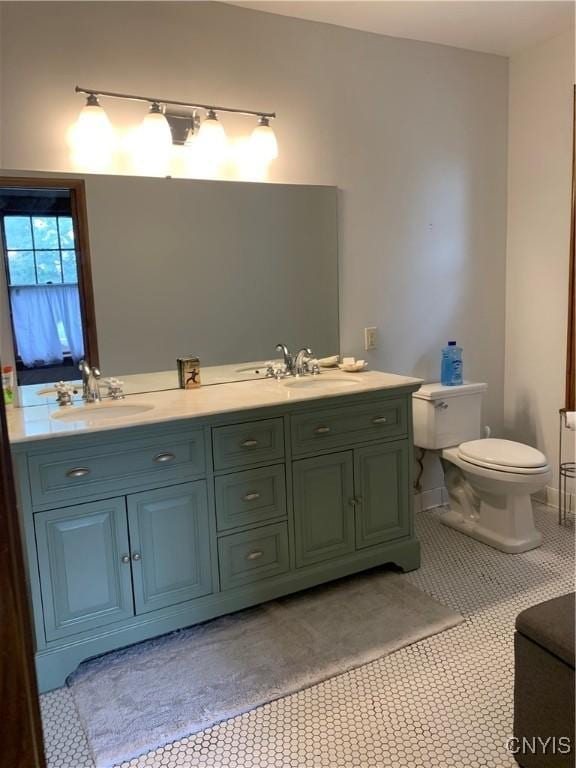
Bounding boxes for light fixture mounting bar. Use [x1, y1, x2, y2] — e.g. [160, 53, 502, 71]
[75, 85, 276, 119]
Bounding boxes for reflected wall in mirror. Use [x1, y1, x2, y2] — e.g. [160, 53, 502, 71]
[0, 171, 339, 400]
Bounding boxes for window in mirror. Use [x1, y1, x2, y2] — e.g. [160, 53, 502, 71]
[0, 180, 98, 386]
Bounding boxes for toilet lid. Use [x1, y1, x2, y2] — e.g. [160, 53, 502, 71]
[458, 439, 547, 469]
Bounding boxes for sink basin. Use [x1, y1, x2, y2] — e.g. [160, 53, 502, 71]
[51, 402, 155, 423]
[283, 377, 361, 390]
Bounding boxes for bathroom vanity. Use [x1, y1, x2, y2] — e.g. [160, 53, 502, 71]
[8, 371, 421, 692]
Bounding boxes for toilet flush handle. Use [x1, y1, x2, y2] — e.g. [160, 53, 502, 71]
[435, 401, 449, 410]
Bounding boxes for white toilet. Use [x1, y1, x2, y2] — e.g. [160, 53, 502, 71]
[412, 383, 551, 553]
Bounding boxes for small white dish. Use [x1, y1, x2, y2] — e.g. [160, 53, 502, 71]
[318, 355, 339, 368]
[338, 361, 368, 373]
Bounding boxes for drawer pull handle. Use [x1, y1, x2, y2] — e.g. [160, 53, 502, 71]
[372, 416, 388, 424]
[246, 550, 263, 561]
[243, 491, 261, 502]
[132, 552, 142, 562]
[314, 426, 331, 435]
[121, 554, 130, 564]
[241, 439, 259, 448]
[66, 467, 90, 479]
[153, 452, 176, 463]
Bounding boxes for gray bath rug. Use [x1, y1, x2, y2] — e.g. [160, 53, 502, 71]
[67, 569, 463, 768]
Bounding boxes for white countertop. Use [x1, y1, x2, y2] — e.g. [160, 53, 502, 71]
[7, 370, 422, 445]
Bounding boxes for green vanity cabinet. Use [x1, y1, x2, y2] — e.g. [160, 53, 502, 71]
[293, 452, 356, 567]
[354, 441, 411, 549]
[292, 440, 411, 567]
[12, 383, 421, 692]
[127, 482, 212, 614]
[35, 481, 213, 641]
[35, 498, 134, 641]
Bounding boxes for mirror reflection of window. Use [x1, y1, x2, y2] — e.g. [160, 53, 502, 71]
[0, 188, 87, 385]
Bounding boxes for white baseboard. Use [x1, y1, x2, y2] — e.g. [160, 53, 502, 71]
[542, 484, 575, 512]
[414, 485, 574, 515]
[414, 486, 447, 513]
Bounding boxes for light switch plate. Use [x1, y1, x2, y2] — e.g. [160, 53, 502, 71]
[364, 327, 377, 351]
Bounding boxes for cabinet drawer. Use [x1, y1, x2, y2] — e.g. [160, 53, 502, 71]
[218, 522, 289, 590]
[215, 465, 287, 532]
[29, 429, 205, 507]
[291, 398, 407, 455]
[212, 418, 284, 471]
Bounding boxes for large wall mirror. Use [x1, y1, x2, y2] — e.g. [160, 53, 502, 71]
[0, 171, 339, 402]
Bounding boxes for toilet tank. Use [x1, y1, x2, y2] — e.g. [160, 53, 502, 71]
[412, 382, 487, 450]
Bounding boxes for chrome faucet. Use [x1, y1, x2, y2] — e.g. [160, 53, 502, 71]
[78, 359, 102, 403]
[275, 343, 293, 374]
[294, 347, 313, 376]
[273, 344, 317, 378]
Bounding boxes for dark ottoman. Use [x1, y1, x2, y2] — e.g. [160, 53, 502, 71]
[513, 593, 575, 768]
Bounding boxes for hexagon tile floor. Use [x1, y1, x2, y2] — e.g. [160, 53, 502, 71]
[40, 502, 575, 768]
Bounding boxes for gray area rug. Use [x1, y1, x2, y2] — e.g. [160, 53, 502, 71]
[67, 569, 463, 768]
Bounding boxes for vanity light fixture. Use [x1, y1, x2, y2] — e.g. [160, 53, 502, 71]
[196, 109, 227, 158]
[133, 101, 173, 175]
[72, 86, 279, 173]
[68, 93, 115, 171]
[250, 116, 279, 161]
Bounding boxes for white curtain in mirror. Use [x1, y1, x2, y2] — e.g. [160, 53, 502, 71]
[10, 285, 84, 366]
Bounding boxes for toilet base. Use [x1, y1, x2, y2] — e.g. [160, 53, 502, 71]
[439, 497, 542, 554]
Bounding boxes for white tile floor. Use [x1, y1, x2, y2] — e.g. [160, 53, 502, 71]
[40, 503, 575, 768]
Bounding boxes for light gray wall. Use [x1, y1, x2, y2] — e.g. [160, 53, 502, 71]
[0, 1, 509, 430]
[505, 29, 575, 492]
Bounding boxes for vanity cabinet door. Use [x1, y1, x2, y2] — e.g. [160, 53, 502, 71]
[354, 441, 411, 549]
[293, 451, 355, 568]
[35, 498, 134, 641]
[127, 482, 213, 615]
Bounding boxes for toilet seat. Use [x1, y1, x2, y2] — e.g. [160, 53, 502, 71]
[457, 439, 549, 475]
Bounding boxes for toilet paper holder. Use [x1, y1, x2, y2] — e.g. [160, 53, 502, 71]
[558, 409, 575, 526]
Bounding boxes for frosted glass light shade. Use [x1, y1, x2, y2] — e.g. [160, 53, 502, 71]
[250, 122, 278, 161]
[197, 113, 227, 160]
[131, 107, 173, 176]
[68, 103, 115, 172]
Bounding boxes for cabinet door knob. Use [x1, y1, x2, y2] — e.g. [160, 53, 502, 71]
[372, 416, 388, 424]
[314, 425, 331, 435]
[349, 498, 357, 507]
[246, 550, 263, 561]
[66, 466, 91, 479]
[243, 491, 261, 502]
[121, 554, 130, 564]
[153, 452, 176, 463]
[241, 439, 259, 448]
[132, 552, 142, 562]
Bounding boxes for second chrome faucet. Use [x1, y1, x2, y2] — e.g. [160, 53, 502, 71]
[78, 359, 102, 403]
[270, 344, 319, 379]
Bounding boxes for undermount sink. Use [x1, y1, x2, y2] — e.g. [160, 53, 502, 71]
[51, 402, 155, 423]
[282, 377, 361, 390]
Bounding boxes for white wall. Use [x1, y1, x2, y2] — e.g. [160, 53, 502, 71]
[0, 1, 509, 433]
[505, 28, 575, 496]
